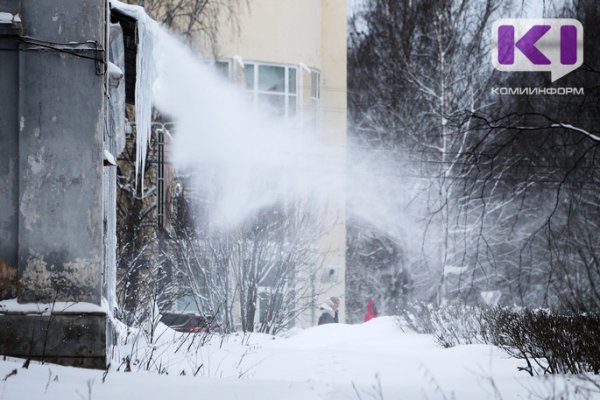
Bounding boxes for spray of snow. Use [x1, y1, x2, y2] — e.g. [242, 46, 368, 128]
[110, 1, 424, 241]
[151, 29, 343, 227]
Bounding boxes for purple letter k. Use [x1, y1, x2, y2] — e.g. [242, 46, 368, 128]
[498, 25, 551, 65]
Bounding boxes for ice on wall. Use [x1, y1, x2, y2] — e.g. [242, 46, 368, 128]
[110, 0, 157, 190]
[105, 22, 127, 312]
[109, 22, 127, 154]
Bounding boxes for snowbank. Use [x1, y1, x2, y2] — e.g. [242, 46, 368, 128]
[3, 316, 598, 399]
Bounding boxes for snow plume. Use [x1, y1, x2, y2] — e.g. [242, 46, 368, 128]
[110, 1, 157, 190]
[346, 143, 439, 256]
[108, 5, 422, 235]
[150, 30, 342, 227]
[109, 3, 424, 239]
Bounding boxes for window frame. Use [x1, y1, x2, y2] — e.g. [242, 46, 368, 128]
[310, 69, 320, 101]
[244, 61, 299, 119]
[306, 68, 321, 131]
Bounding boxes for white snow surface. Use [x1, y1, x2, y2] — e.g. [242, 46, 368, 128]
[0, 299, 106, 314]
[0, 12, 14, 23]
[2, 317, 598, 399]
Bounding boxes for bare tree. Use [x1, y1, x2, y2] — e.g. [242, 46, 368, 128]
[348, 0, 503, 308]
[124, 0, 249, 55]
[346, 218, 411, 322]
[348, 0, 600, 313]
[170, 193, 333, 334]
[452, 0, 600, 310]
[115, 0, 250, 328]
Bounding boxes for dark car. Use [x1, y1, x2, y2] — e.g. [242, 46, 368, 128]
[160, 312, 216, 333]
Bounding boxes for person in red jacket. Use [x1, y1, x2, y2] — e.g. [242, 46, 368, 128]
[364, 299, 378, 322]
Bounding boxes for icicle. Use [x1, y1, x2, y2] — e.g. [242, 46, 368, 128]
[134, 14, 155, 194]
[109, 0, 157, 193]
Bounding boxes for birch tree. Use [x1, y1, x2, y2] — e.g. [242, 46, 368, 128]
[348, 0, 600, 312]
[348, 0, 502, 307]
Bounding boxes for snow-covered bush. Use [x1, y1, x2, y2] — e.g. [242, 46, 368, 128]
[402, 303, 600, 375]
[400, 302, 487, 348]
[482, 308, 600, 375]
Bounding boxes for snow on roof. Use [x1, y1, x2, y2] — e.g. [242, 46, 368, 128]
[110, 0, 158, 190]
[0, 12, 20, 24]
[0, 12, 14, 23]
[0, 299, 107, 315]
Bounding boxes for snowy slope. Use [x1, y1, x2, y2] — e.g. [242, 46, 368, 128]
[1, 317, 598, 400]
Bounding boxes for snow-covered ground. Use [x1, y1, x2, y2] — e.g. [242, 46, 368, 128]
[1, 317, 598, 400]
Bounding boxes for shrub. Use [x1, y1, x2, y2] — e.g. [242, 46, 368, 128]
[401, 303, 600, 375]
[400, 302, 487, 348]
[482, 308, 600, 375]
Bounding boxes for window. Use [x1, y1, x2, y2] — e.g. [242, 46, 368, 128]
[244, 62, 298, 118]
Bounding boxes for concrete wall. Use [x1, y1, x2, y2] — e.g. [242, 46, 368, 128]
[0, 0, 113, 368]
[0, 313, 108, 368]
[17, 0, 106, 304]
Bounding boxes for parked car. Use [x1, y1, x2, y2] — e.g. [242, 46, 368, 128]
[160, 312, 215, 333]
